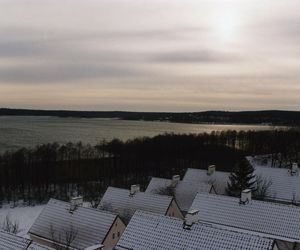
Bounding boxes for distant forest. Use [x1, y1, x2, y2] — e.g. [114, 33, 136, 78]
[1, 108, 300, 125]
[0, 129, 299, 206]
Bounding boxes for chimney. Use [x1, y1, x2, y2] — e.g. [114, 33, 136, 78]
[291, 163, 299, 175]
[130, 184, 140, 195]
[70, 196, 83, 212]
[207, 165, 216, 176]
[184, 209, 200, 228]
[171, 175, 180, 187]
[240, 189, 252, 205]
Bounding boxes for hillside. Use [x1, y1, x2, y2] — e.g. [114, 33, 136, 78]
[1, 108, 300, 125]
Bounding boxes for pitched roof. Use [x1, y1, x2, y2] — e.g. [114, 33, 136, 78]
[115, 211, 275, 250]
[0, 230, 31, 250]
[254, 166, 300, 203]
[29, 199, 118, 249]
[0, 231, 52, 250]
[99, 187, 173, 221]
[190, 193, 300, 243]
[145, 177, 213, 211]
[182, 168, 230, 194]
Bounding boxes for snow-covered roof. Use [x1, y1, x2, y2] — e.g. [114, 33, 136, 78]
[145, 177, 213, 211]
[115, 210, 275, 250]
[254, 165, 300, 203]
[98, 187, 174, 221]
[0, 230, 52, 250]
[182, 168, 230, 194]
[246, 155, 300, 203]
[0, 230, 31, 250]
[29, 199, 118, 249]
[190, 193, 300, 243]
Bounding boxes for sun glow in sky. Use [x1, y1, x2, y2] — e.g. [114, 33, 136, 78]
[0, 0, 300, 111]
[215, 13, 238, 43]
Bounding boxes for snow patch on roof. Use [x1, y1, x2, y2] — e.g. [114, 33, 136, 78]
[116, 210, 275, 250]
[191, 193, 300, 243]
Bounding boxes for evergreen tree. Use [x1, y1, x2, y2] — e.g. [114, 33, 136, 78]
[227, 159, 256, 197]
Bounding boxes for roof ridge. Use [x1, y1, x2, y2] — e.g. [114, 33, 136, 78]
[198, 193, 300, 209]
[49, 198, 118, 216]
[135, 210, 182, 222]
[107, 186, 173, 200]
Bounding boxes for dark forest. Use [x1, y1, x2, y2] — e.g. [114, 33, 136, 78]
[0, 129, 299, 207]
[2, 108, 300, 125]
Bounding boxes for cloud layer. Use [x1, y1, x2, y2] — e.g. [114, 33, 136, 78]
[0, 0, 299, 111]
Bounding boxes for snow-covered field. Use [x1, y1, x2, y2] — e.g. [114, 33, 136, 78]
[247, 154, 290, 169]
[0, 204, 45, 237]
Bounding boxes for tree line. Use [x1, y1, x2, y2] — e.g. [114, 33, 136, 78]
[2, 108, 300, 125]
[0, 129, 299, 206]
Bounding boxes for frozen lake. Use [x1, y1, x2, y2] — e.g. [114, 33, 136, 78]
[0, 116, 277, 152]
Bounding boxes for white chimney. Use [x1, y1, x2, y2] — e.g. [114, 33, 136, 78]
[207, 165, 216, 175]
[70, 196, 83, 211]
[291, 163, 299, 175]
[184, 209, 200, 227]
[130, 184, 140, 195]
[171, 175, 180, 187]
[240, 189, 252, 204]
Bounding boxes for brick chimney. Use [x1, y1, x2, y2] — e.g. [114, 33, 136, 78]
[184, 209, 200, 228]
[207, 165, 216, 176]
[171, 175, 180, 187]
[240, 189, 252, 205]
[291, 163, 299, 176]
[70, 196, 83, 212]
[130, 184, 140, 195]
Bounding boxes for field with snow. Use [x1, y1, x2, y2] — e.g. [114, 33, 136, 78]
[0, 204, 45, 237]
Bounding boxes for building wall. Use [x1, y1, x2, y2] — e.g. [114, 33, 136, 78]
[276, 240, 297, 250]
[102, 217, 126, 250]
[166, 200, 184, 219]
[30, 217, 125, 250]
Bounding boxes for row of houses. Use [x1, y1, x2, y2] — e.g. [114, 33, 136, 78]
[2, 159, 300, 249]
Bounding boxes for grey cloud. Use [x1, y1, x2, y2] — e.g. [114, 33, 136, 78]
[0, 63, 145, 84]
[0, 25, 206, 44]
[154, 50, 240, 63]
[247, 16, 300, 43]
[0, 41, 49, 58]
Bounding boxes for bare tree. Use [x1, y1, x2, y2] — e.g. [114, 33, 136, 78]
[50, 224, 78, 250]
[121, 208, 133, 225]
[253, 175, 272, 200]
[2, 215, 19, 234]
[156, 186, 175, 197]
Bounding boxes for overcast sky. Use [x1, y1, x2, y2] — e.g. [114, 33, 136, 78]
[0, 0, 300, 111]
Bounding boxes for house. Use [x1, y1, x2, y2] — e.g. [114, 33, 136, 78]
[182, 166, 230, 194]
[115, 210, 277, 250]
[190, 191, 300, 250]
[0, 230, 52, 250]
[29, 198, 126, 250]
[252, 162, 300, 204]
[145, 175, 216, 212]
[98, 185, 183, 224]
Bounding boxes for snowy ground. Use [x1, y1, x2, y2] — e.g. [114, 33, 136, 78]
[247, 154, 290, 168]
[0, 204, 45, 237]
